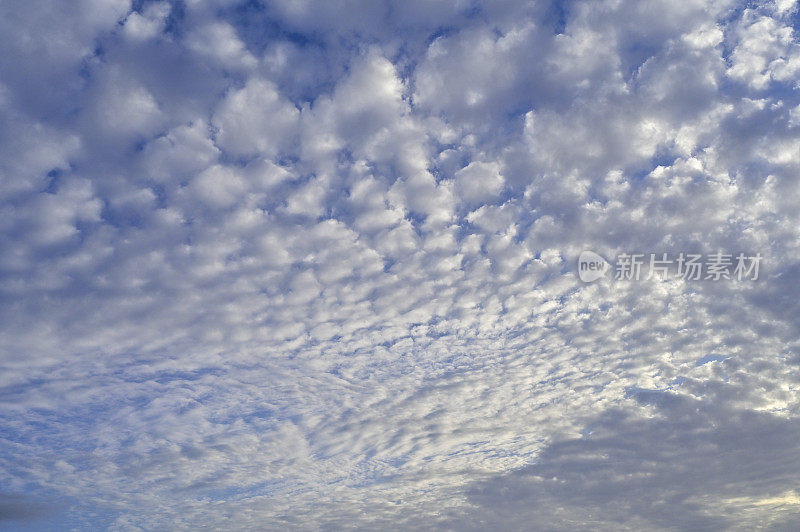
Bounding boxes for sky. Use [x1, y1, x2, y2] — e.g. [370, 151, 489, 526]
[1, 0, 800, 530]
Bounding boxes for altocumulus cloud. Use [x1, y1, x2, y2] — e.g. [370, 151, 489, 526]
[1, 0, 800, 530]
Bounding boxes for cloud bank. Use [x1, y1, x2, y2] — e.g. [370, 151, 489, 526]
[1, 0, 799, 529]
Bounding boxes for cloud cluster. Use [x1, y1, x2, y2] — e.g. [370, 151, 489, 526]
[1, 0, 799, 529]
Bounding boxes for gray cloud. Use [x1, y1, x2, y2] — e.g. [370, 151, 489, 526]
[456, 390, 800, 530]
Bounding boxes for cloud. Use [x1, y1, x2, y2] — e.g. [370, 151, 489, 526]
[0, 494, 49, 523]
[0, 0, 799, 529]
[456, 390, 800, 530]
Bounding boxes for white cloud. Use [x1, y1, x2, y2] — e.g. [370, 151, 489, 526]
[727, 10, 800, 90]
[122, 2, 171, 42]
[1, 0, 799, 529]
[455, 161, 505, 207]
[212, 78, 299, 158]
[186, 21, 257, 69]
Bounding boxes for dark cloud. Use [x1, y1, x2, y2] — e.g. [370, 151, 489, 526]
[0, 494, 49, 522]
[457, 390, 800, 530]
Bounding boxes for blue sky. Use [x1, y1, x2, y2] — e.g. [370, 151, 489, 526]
[1, 0, 800, 529]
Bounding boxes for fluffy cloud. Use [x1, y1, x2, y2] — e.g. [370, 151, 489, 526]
[213, 78, 299, 158]
[1, 0, 799, 530]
